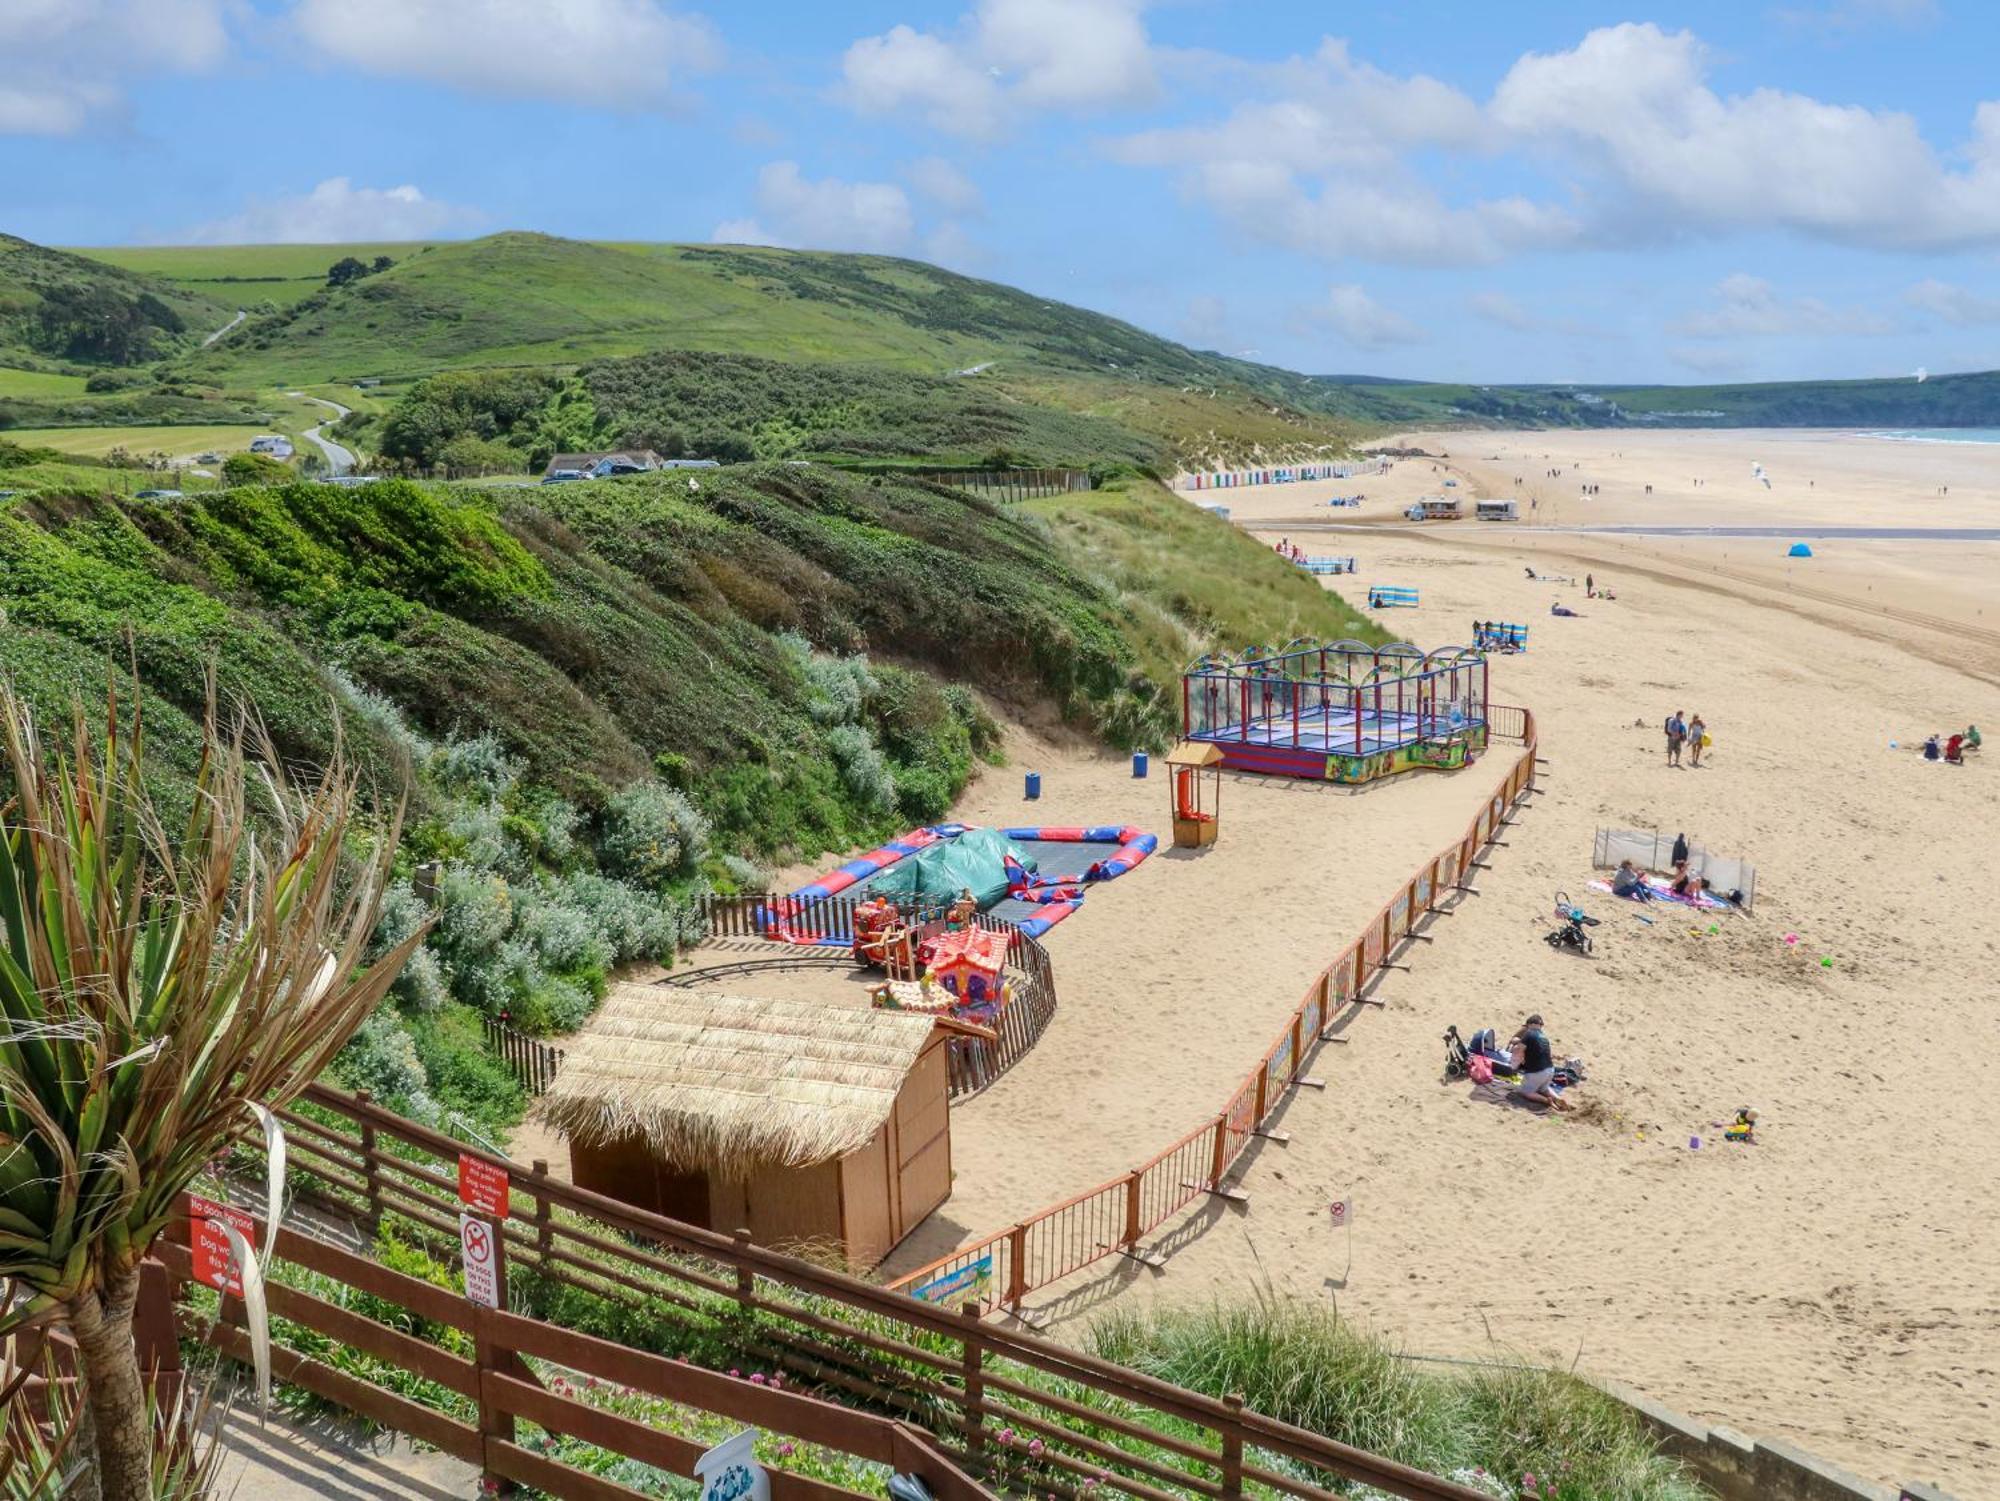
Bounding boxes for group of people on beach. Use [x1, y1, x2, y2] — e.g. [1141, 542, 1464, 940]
[1664, 709, 1708, 767]
[1273, 538, 1305, 563]
[1921, 726, 1979, 764]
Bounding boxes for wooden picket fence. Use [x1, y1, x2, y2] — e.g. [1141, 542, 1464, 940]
[911, 468, 1091, 503]
[885, 707, 1540, 1313]
[481, 1015, 565, 1096]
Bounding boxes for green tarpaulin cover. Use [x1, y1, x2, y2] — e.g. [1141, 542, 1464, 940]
[870, 828, 1035, 909]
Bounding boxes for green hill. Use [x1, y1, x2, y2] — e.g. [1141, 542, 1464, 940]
[0, 234, 234, 373]
[1309, 371, 2000, 429]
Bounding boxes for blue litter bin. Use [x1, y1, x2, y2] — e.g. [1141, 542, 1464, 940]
[1132, 751, 1149, 778]
[1025, 771, 1041, 800]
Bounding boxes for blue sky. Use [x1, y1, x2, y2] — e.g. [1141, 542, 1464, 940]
[6, 0, 1999, 383]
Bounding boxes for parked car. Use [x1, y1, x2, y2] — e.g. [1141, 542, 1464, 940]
[195, 452, 220, 463]
[540, 469, 586, 484]
[134, 489, 184, 500]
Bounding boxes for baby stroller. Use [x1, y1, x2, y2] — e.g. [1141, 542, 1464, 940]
[1544, 892, 1600, 956]
[1443, 1026, 1471, 1080]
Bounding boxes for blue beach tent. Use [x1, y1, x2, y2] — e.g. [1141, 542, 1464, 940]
[1787, 542, 1813, 558]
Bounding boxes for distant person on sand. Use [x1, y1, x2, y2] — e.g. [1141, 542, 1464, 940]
[1966, 724, 1982, 752]
[1924, 734, 1942, 762]
[1586, 572, 1594, 596]
[1665, 712, 1686, 767]
[1672, 831, 1690, 867]
[1550, 601, 1581, 617]
[1945, 733, 1965, 764]
[1688, 714, 1707, 767]
[1510, 1015, 1568, 1111]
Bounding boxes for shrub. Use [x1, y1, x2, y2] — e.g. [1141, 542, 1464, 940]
[405, 1005, 527, 1137]
[601, 781, 709, 890]
[825, 724, 896, 813]
[557, 871, 680, 965]
[332, 1011, 440, 1123]
[431, 733, 521, 801]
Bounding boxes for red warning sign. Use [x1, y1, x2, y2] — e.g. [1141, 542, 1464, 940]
[188, 1195, 258, 1295]
[458, 1153, 510, 1219]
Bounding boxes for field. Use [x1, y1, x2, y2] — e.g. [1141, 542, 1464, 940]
[2, 423, 271, 459]
[0, 368, 90, 397]
[72, 241, 446, 307]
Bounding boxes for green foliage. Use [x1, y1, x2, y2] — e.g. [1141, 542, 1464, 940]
[1090, 1302, 1707, 1501]
[601, 780, 711, 891]
[376, 367, 569, 471]
[221, 450, 289, 487]
[583, 349, 1162, 466]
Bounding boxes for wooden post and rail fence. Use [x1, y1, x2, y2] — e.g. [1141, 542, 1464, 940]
[152, 1077, 1497, 1501]
[882, 706, 1540, 1313]
[905, 468, 1092, 503]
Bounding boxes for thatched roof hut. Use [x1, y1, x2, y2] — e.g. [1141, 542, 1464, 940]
[543, 985, 938, 1172]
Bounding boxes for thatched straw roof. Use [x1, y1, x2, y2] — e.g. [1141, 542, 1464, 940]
[538, 985, 938, 1173]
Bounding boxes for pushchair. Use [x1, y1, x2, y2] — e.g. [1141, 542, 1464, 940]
[1544, 891, 1600, 956]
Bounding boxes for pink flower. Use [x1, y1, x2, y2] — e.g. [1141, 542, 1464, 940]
[997, 1427, 1015, 1445]
[777, 1442, 796, 1458]
[750, 1373, 767, 1386]
[1523, 1475, 1537, 1488]
[1028, 1439, 1044, 1458]
[729, 1368, 741, 1379]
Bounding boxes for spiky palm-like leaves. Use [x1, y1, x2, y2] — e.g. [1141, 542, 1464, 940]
[0, 683, 423, 1500]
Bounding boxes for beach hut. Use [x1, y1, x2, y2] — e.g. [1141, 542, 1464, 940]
[541, 986, 953, 1266]
[1165, 740, 1224, 847]
[1787, 542, 1814, 557]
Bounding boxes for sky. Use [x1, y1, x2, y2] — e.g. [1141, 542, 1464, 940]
[5, 0, 2000, 384]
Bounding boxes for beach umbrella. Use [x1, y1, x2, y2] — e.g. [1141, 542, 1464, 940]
[1787, 542, 1813, 558]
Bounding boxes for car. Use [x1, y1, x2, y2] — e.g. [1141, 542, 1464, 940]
[540, 469, 586, 484]
[134, 489, 184, 500]
[196, 452, 220, 463]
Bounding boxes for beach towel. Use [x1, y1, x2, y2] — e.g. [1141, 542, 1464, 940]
[1588, 876, 1730, 911]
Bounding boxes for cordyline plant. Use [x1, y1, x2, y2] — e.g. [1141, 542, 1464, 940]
[0, 680, 424, 1501]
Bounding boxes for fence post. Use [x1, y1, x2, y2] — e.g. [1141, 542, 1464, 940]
[733, 1229, 756, 1312]
[355, 1089, 382, 1222]
[1289, 1014, 1304, 1081]
[1220, 1394, 1246, 1498]
[961, 1303, 986, 1458]
[1208, 1113, 1229, 1187]
[1122, 1169, 1143, 1247]
[1004, 1225, 1029, 1310]
[532, 1159, 553, 1258]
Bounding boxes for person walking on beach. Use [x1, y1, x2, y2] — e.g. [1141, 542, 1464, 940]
[1586, 571, 1594, 597]
[1665, 709, 1686, 767]
[1688, 713, 1707, 767]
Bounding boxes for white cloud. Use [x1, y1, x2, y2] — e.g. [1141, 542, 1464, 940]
[0, 0, 229, 134]
[292, 0, 722, 111]
[1315, 285, 1425, 349]
[180, 178, 482, 244]
[1468, 292, 1535, 331]
[842, 0, 1156, 139]
[1666, 344, 1752, 377]
[1903, 278, 2000, 326]
[730, 162, 916, 254]
[710, 218, 784, 247]
[1672, 274, 1894, 338]
[905, 157, 983, 215]
[1104, 21, 2000, 264]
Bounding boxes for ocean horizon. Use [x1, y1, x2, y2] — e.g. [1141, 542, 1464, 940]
[1860, 428, 2000, 445]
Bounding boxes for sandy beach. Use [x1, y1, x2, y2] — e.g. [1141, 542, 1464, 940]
[594, 429, 2000, 1496]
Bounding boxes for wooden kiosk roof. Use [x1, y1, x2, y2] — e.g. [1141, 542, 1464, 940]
[1165, 740, 1226, 767]
[539, 985, 938, 1173]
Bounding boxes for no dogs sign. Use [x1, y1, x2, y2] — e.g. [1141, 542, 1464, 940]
[460, 1211, 500, 1308]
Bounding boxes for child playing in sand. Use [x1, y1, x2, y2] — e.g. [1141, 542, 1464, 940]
[1688, 714, 1707, 767]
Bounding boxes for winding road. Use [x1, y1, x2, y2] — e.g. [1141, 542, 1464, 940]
[203, 309, 247, 346]
[286, 391, 356, 476]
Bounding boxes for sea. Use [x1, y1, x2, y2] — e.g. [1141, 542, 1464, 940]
[1860, 428, 2000, 444]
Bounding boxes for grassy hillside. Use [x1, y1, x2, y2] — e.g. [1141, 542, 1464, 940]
[1311, 370, 2000, 429]
[74, 241, 446, 308]
[0, 234, 234, 373]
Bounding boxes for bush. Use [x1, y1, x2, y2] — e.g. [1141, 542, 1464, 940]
[222, 451, 291, 487]
[826, 724, 896, 813]
[601, 780, 709, 890]
[557, 871, 681, 965]
[331, 1011, 439, 1123]
[405, 1004, 527, 1137]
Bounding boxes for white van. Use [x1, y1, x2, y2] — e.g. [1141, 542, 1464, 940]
[1476, 499, 1519, 521]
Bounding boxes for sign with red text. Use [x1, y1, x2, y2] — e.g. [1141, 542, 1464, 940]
[457, 1153, 510, 1219]
[188, 1195, 258, 1295]
[1328, 1197, 1354, 1229]
[460, 1212, 499, 1308]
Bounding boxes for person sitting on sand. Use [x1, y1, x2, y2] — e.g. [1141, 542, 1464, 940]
[1670, 866, 1708, 899]
[1945, 733, 1965, 764]
[1524, 566, 1538, 580]
[1612, 859, 1655, 900]
[1509, 1014, 1568, 1111]
[1550, 601, 1581, 617]
[1924, 734, 1942, 762]
[1966, 724, 1982, 753]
